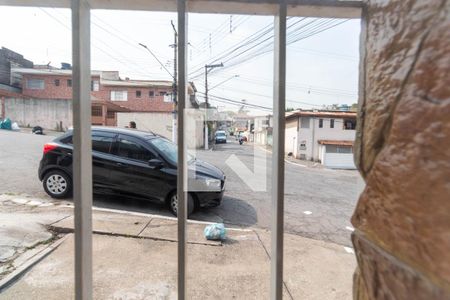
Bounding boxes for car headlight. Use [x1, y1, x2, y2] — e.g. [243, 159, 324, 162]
[204, 178, 221, 188]
[189, 177, 222, 192]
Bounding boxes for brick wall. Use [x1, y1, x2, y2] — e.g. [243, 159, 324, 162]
[106, 85, 174, 112]
[21, 73, 174, 112]
[22, 74, 75, 99]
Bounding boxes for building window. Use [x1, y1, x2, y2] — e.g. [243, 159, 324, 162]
[318, 119, 323, 128]
[343, 119, 356, 130]
[300, 117, 310, 129]
[110, 90, 128, 101]
[149, 90, 155, 97]
[326, 145, 353, 153]
[161, 92, 172, 103]
[67, 79, 72, 87]
[91, 80, 99, 91]
[26, 79, 44, 90]
[54, 79, 60, 86]
[330, 119, 334, 128]
[107, 111, 115, 119]
[136, 90, 141, 98]
[91, 106, 102, 116]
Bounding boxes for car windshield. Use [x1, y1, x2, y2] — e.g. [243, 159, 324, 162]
[149, 137, 194, 165]
[216, 132, 226, 137]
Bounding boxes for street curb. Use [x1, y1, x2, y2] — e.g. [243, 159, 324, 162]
[1, 194, 255, 232]
[258, 146, 313, 168]
[88, 206, 253, 232]
[47, 225, 223, 247]
[0, 234, 70, 292]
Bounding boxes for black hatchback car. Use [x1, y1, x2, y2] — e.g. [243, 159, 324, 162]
[38, 127, 225, 216]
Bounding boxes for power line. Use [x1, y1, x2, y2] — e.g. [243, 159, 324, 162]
[40, 8, 165, 79]
[225, 74, 357, 96]
[189, 18, 349, 81]
[198, 92, 273, 111]
[195, 15, 251, 54]
[139, 43, 174, 79]
[212, 84, 323, 107]
[90, 12, 171, 61]
[189, 20, 276, 76]
[212, 19, 349, 75]
[210, 74, 357, 99]
[287, 46, 358, 61]
[189, 18, 313, 77]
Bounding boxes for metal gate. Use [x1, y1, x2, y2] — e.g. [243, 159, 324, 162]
[0, 1, 363, 299]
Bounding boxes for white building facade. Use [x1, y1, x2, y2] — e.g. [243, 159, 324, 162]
[254, 114, 273, 146]
[285, 111, 357, 169]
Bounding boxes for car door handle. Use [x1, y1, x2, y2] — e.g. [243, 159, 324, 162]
[116, 162, 126, 167]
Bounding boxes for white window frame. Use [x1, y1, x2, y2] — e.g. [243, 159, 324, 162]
[92, 80, 99, 91]
[1, 1, 363, 299]
[163, 93, 173, 102]
[110, 90, 128, 101]
[26, 78, 44, 90]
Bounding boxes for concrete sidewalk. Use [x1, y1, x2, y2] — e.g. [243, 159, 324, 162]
[0, 208, 356, 299]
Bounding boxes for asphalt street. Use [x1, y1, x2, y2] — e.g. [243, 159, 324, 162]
[0, 130, 364, 246]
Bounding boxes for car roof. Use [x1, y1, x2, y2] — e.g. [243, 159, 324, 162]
[94, 126, 161, 139]
[66, 126, 159, 140]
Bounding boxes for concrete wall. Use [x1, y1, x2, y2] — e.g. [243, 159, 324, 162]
[254, 131, 268, 145]
[117, 112, 172, 138]
[4, 97, 72, 130]
[352, 1, 450, 299]
[117, 112, 204, 149]
[285, 118, 298, 156]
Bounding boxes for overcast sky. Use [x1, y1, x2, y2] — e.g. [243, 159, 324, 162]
[0, 6, 360, 114]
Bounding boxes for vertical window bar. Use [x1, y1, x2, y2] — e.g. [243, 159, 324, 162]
[271, 1, 287, 299]
[71, 0, 93, 299]
[177, 0, 188, 299]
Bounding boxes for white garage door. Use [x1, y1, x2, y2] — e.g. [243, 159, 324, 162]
[323, 153, 356, 169]
[322, 144, 356, 169]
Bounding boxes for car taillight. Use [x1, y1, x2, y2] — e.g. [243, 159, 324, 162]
[43, 143, 58, 154]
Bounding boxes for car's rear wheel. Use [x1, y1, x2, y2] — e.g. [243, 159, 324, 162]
[43, 170, 72, 199]
[169, 192, 195, 217]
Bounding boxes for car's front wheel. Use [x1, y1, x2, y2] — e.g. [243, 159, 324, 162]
[43, 170, 72, 199]
[169, 192, 195, 217]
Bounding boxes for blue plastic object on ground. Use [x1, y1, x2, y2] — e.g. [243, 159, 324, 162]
[0, 118, 11, 130]
[204, 223, 227, 240]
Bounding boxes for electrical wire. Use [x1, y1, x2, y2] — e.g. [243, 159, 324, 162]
[189, 18, 348, 81]
[39, 8, 165, 79]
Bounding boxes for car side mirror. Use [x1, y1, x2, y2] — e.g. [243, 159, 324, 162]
[148, 158, 164, 169]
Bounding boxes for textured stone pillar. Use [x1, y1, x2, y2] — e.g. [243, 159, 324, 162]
[352, 0, 450, 299]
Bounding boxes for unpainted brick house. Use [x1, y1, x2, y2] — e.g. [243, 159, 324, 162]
[12, 68, 180, 127]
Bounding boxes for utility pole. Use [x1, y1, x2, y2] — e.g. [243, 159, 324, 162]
[170, 20, 177, 143]
[204, 62, 224, 150]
